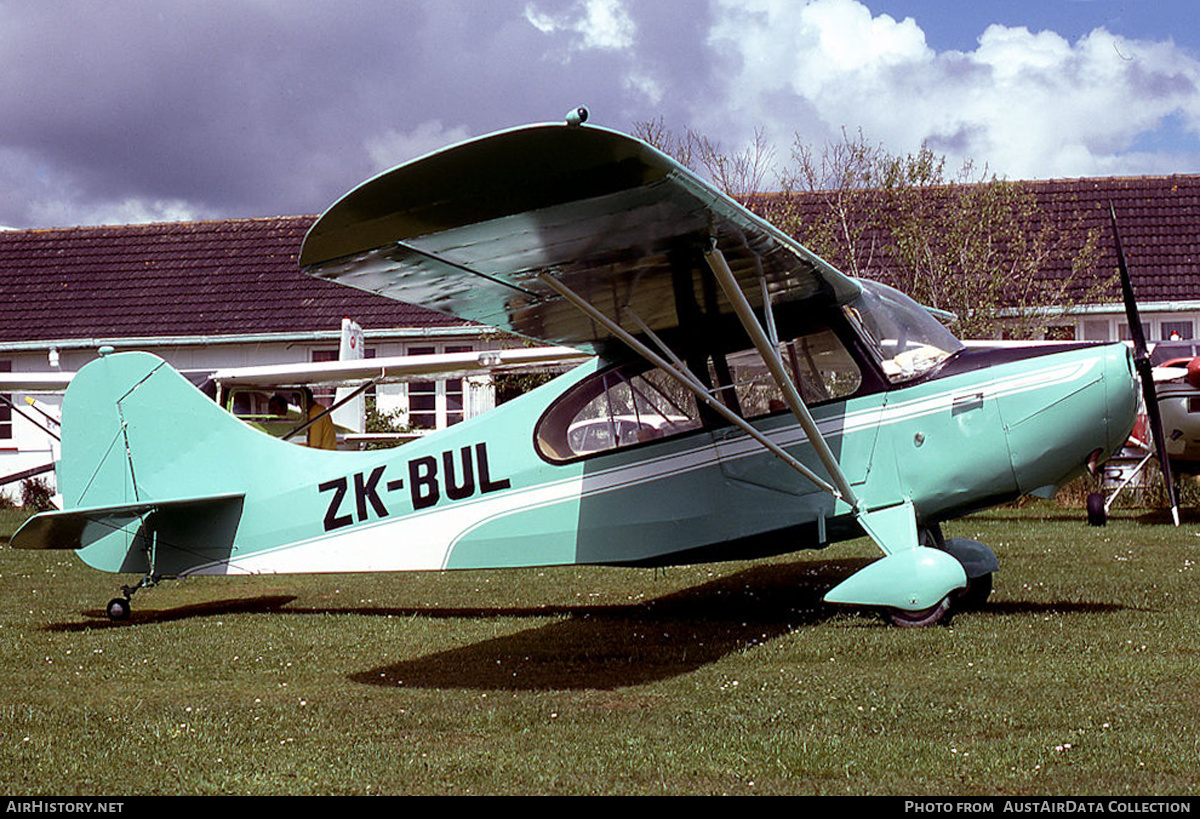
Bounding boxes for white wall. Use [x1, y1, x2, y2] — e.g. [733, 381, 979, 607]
[0, 331, 499, 502]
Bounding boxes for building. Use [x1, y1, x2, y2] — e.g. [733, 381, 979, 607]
[752, 173, 1200, 342]
[1034, 174, 1200, 343]
[0, 216, 513, 491]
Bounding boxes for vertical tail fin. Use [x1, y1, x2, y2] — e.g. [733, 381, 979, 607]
[59, 349, 336, 509]
[34, 350, 338, 573]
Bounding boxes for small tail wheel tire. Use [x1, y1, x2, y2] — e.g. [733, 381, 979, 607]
[1086, 492, 1107, 527]
[886, 596, 952, 627]
[106, 598, 131, 622]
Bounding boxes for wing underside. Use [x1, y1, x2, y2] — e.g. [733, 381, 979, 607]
[299, 123, 860, 352]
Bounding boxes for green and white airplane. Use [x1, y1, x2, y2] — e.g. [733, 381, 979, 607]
[12, 111, 1139, 626]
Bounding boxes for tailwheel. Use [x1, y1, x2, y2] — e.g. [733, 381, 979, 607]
[886, 596, 952, 628]
[106, 597, 132, 622]
[1086, 492, 1107, 527]
[105, 573, 159, 622]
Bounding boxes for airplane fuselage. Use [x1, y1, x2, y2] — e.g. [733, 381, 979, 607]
[246, 341, 1135, 575]
[9, 119, 1144, 624]
[51, 330, 1135, 580]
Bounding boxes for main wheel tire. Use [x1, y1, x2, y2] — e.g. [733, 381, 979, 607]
[955, 572, 993, 611]
[886, 596, 951, 627]
[1087, 492, 1107, 527]
[106, 598, 131, 622]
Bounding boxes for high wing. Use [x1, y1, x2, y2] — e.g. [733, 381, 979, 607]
[208, 346, 590, 388]
[298, 117, 925, 557]
[0, 348, 587, 393]
[299, 121, 862, 353]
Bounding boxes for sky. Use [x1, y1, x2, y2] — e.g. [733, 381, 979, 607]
[1, 0, 1198, 229]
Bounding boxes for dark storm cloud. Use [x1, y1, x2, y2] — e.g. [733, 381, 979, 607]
[1, 4, 398, 214]
[0, 1, 697, 227]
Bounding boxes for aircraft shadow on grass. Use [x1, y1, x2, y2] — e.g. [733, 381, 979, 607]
[45, 560, 1128, 689]
[47, 595, 299, 631]
[346, 558, 869, 691]
[343, 562, 1130, 692]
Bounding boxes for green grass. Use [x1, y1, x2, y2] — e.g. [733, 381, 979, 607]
[0, 502, 1197, 795]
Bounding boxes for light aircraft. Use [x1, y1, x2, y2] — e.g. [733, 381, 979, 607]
[1088, 354, 1195, 526]
[1150, 348, 1200, 474]
[202, 339, 589, 446]
[1085, 208, 1185, 526]
[11, 111, 1139, 626]
[0, 317, 586, 469]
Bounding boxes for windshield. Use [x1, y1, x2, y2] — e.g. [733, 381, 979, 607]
[845, 280, 963, 382]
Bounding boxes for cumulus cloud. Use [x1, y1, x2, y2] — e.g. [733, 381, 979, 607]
[524, 0, 636, 51]
[364, 122, 474, 172]
[31, 197, 208, 229]
[706, 0, 1200, 179]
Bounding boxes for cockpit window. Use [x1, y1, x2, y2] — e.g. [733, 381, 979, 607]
[845, 280, 963, 382]
[720, 328, 862, 416]
[536, 326, 864, 462]
[536, 363, 703, 461]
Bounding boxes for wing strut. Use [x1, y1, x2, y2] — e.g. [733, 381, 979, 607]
[0, 394, 60, 441]
[537, 273, 844, 500]
[281, 379, 377, 443]
[702, 245, 863, 513]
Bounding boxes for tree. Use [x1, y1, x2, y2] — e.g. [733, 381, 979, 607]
[767, 130, 1107, 339]
[635, 121, 1108, 340]
[632, 117, 775, 198]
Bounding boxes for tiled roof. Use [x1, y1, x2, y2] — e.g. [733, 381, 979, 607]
[750, 173, 1200, 305]
[1033, 175, 1200, 303]
[0, 216, 466, 344]
[2, 175, 1196, 347]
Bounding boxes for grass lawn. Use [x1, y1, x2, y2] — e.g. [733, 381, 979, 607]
[0, 502, 1196, 795]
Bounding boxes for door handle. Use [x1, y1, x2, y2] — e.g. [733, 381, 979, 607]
[952, 393, 985, 414]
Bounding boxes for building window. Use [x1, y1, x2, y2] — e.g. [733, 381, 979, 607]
[1161, 320, 1194, 341]
[445, 344, 471, 427]
[407, 345, 437, 430]
[406, 344, 473, 430]
[1081, 320, 1110, 342]
[1119, 322, 1150, 342]
[0, 361, 11, 441]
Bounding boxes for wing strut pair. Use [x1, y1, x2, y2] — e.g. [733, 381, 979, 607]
[539, 239, 921, 558]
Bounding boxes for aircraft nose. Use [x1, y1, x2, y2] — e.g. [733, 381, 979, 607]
[1105, 342, 1139, 456]
[1000, 343, 1137, 496]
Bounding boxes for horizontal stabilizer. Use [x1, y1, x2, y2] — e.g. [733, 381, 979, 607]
[11, 493, 244, 552]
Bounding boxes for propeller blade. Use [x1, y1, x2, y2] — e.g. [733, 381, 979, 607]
[1111, 203, 1180, 525]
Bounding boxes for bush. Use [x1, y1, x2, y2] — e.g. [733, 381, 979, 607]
[19, 477, 55, 511]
